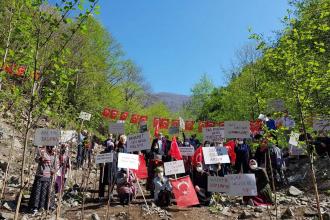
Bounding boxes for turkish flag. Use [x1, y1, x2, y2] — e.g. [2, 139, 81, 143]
[225, 140, 236, 165]
[16, 66, 26, 76]
[171, 119, 180, 128]
[185, 120, 194, 131]
[198, 121, 206, 132]
[130, 114, 140, 124]
[153, 117, 160, 128]
[102, 107, 111, 118]
[139, 115, 148, 123]
[4, 64, 15, 74]
[132, 155, 148, 179]
[170, 176, 199, 207]
[250, 120, 262, 136]
[218, 121, 225, 127]
[120, 112, 129, 120]
[192, 146, 203, 166]
[169, 136, 182, 160]
[206, 121, 216, 128]
[110, 109, 119, 120]
[160, 118, 170, 129]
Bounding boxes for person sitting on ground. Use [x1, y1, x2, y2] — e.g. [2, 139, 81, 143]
[146, 154, 163, 197]
[153, 166, 172, 207]
[116, 169, 136, 205]
[244, 159, 273, 206]
[192, 162, 212, 206]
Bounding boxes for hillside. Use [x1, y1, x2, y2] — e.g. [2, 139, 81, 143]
[147, 92, 190, 113]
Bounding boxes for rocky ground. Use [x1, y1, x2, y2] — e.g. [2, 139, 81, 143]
[1, 118, 330, 220]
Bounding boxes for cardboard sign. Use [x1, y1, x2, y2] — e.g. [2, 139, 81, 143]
[227, 174, 257, 196]
[207, 176, 230, 193]
[117, 153, 139, 170]
[224, 121, 250, 139]
[79, 111, 92, 121]
[202, 147, 222, 164]
[169, 126, 180, 135]
[215, 146, 230, 164]
[164, 160, 185, 176]
[34, 128, 60, 146]
[126, 132, 151, 152]
[313, 118, 330, 131]
[95, 153, 113, 164]
[289, 132, 300, 146]
[60, 130, 78, 143]
[179, 146, 195, 156]
[109, 122, 125, 134]
[203, 127, 224, 142]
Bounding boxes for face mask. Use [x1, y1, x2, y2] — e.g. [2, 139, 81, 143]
[158, 173, 164, 178]
[196, 167, 203, 172]
[250, 164, 258, 170]
[238, 141, 244, 145]
[154, 146, 159, 149]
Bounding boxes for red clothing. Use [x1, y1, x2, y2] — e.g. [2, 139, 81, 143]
[225, 140, 236, 165]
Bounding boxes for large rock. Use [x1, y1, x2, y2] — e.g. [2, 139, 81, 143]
[288, 186, 303, 196]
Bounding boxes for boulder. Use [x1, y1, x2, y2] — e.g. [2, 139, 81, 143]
[288, 186, 303, 196]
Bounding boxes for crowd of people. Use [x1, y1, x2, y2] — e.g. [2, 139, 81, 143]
[27, 110, 329, 215]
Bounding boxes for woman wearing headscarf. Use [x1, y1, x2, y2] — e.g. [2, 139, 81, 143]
[192, 162, 212, 206]
[244, 159, 273, 206]
[55, 144, 71, 194]
[116, 169, 137, 205]
[153, 166, 172, 207]
[29, 146, 58, 214]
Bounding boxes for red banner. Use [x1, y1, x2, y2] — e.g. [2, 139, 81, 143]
[206, 121, 216, 128]
[130, 114, 140, 124]
[16, 66, 26, 76]
[185, 120, 194, 131]
[170, 176, 199, 207]
[198, 121, 206, 132]
[139, 115, 148, 123]
[119, 112, 129, 120]
[160, 118, 170, 129]
[132, 155, 148, 179]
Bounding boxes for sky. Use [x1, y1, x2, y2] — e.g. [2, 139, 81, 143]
[97, 0, 290, 95]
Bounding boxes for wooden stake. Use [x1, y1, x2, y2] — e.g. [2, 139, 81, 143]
[267, 147, 277, 220]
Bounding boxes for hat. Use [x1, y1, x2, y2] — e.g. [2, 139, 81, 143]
[154, 166, 164, 173]
[258, 114, 266, 120]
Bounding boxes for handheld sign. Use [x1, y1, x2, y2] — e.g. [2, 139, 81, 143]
[313, 118, 330, 131]
[164, 160, 185, 176]
[202, 147, 222, 164]
[79, 111, 92, 121]
[179, 146, 195, 156]
[227, 174, 257, 196]
[203, 127, 224, 142]
[126, 132, 151, 152]
[117, 153, 139, 170]
[95, 153, 113, 164]
[169, 126, 180, 135]
[34, 128, 60, 146]
[60, 130, 78, 143]
[289, 132, 300, 146]
[207, 176, 230, 193]
[215, 146, 230, 164]
[109, 122, 125, 134]
[224, 121, 250, 139]
[179, 117, 185, 130]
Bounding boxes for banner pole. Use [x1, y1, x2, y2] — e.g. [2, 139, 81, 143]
[134, 173, 149, 212]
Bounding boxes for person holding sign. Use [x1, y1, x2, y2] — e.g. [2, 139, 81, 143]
[153, 166, 172, 207]
[192, 162, 212, 206]
[29, 146, 57, 215]
[115, 135, 127, 153]
[244, 159, 273, 206]
[116, 169, 137, 205]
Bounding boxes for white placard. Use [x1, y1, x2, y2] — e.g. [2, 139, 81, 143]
[202, 147, 222, 164]
[34, 128, 60, 146]
[95, 153, 113, 164]
[126, 132, 151, 152]
[227, 174, 257, 196]
[117, 153, 139, 170]
[164, 160, 185, 176]
[215, 146, 231, 163]
[60, 130, 78, 143]
[207, 176, 230, 193]
[79, 111, 92, 121]
[224, 121, 250, 139]
[313, 118, 330, 131]
[289, 132, 300, 146]
[179, 146, 195, 156]
[203, 127, 224, 142]
[109, 122, 125, 134]
[179, 117, 185, 130]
